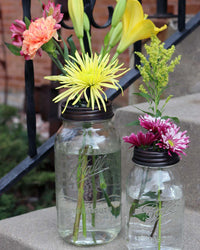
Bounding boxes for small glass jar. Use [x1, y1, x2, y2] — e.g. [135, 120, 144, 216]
[54, 101, 121, 246]
[126, 147, 184, 250]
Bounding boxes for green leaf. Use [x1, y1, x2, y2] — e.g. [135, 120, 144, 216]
[24, 16, 31, 29]
[133, 213, 149, 222]
[67, 35, 77, 58]
[5, 43, 21, 56]
[42, 39, 56, 55]
[156, 109, 162, 117]
[135, 106, 155, 117]
[111, 205, 121, 217]
[161, 94, 173, 112]
[126, 120, 140, 126]
[143, 191, 158, 199]
[162, 116, 180, 124]
[138, 200, 157, 208]
[134, 92, 151, 103]
[53, 39, 63, 55]
[62, 38, 69, 61]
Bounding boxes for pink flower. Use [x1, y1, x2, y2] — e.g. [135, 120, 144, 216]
[157, 124, 190, 157]
[10, 20, 26, 47]
[123, 131, 157, 148]
[21, 16, 58, 60]
[43, 1, 63, 29]
[139, 114, 171, 135]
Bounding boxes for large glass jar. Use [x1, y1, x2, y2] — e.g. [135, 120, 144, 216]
[126, 147, 184, 250]
[55, 101, 121, 246]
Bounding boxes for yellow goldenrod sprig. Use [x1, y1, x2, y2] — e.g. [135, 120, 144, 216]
[135, 35, 181, 117]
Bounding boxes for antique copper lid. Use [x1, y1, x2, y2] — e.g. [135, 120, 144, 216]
[132, 146, 180, 167]
[60, 100, 114, 121]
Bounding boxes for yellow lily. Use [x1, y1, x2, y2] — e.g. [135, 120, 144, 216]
[68, 0, 85, 53]
[115, 0, 167, 57]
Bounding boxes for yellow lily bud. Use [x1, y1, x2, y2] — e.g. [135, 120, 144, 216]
[111, 0, 126, 28]
[68, 0, 84, 39]
[83, 12, 90, 32]
[109, 22, 123, 49]
[83, 12, 92, 54]
[116, 0, 167, 54]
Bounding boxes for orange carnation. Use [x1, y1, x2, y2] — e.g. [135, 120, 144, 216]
[21, 16, 58, 59]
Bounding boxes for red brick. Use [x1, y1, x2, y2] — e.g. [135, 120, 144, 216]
[0, 0, 199, 95]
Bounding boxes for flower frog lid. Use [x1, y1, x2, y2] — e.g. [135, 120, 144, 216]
[132, 146, 180, 167]
[60, 100, 114, 121]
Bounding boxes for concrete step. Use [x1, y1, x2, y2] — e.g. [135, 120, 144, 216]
[0, 205, 200, 249]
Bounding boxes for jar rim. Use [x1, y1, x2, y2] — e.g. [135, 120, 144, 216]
[60, 100, 114, 121]
[132, 146, 180, 167]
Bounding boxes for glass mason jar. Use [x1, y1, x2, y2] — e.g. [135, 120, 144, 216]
[126, 147, 184, 250]
[54, 101, 121, 246]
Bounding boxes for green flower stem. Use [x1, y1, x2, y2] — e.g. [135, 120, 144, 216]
[91, 174, 97, 244]
[129, 167, 149, 219]
[86, 32, 92, 56]
[150, 192, 163, 238]
[110, 51, 119, 63]
[150, 218, 158, 237]
[73, 147, 88, 242]
[91, 155, 97, 243]
[48, 53, 66, 75]
[99, 172, 120, 217]
[53, 39, 65, 58]
[128, 199, 139, 223]
[79, 37, 85, 55]
[82, 198, 87, 237]
[158, 189, 162, 250]
[91, 174, 97, 227]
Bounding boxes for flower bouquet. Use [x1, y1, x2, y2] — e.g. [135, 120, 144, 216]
[6, 0, 167, 246]
[123, 36, 190, 249]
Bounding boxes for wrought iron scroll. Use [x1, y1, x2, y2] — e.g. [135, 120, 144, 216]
[84, 0, 113, 29]
[60, 0, 113, 30]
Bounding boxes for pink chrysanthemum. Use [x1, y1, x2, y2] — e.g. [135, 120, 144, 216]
[123, 131, 157, 148]
[157, 124, 190, 157]
[139, 114, 171, 135]
[21, 16, 58, 59]
[43, 1, 63, 29]
[10, 20, 26, 47]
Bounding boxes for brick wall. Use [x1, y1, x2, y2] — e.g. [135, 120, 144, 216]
[0, 0, 199, 105]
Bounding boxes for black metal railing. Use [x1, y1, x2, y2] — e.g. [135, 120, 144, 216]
[0, 0, 200, 195]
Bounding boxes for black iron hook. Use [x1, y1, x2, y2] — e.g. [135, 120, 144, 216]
[84, 0, 113, 29]
[60, 0, 113, 30]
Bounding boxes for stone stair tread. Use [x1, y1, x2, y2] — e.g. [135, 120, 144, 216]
[0, 206, 200, 250]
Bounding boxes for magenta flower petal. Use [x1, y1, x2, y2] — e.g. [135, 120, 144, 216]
[123, 131, 157, 148]
[43, 1, 63, 24]
[10, 20, 26, 47]
[139, 114, 171, 135]
[157, 125, 190, 157]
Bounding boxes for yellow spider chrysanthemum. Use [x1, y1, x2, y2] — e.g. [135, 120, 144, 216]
[44, 51, 129, 112]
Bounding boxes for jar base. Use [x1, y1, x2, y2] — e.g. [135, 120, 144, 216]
[61, 229, 120, 246]
[127, 235, 182, 250]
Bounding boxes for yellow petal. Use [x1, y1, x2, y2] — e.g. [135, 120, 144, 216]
[116, 0, 167, 54]
[122, 0, 144, 35]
